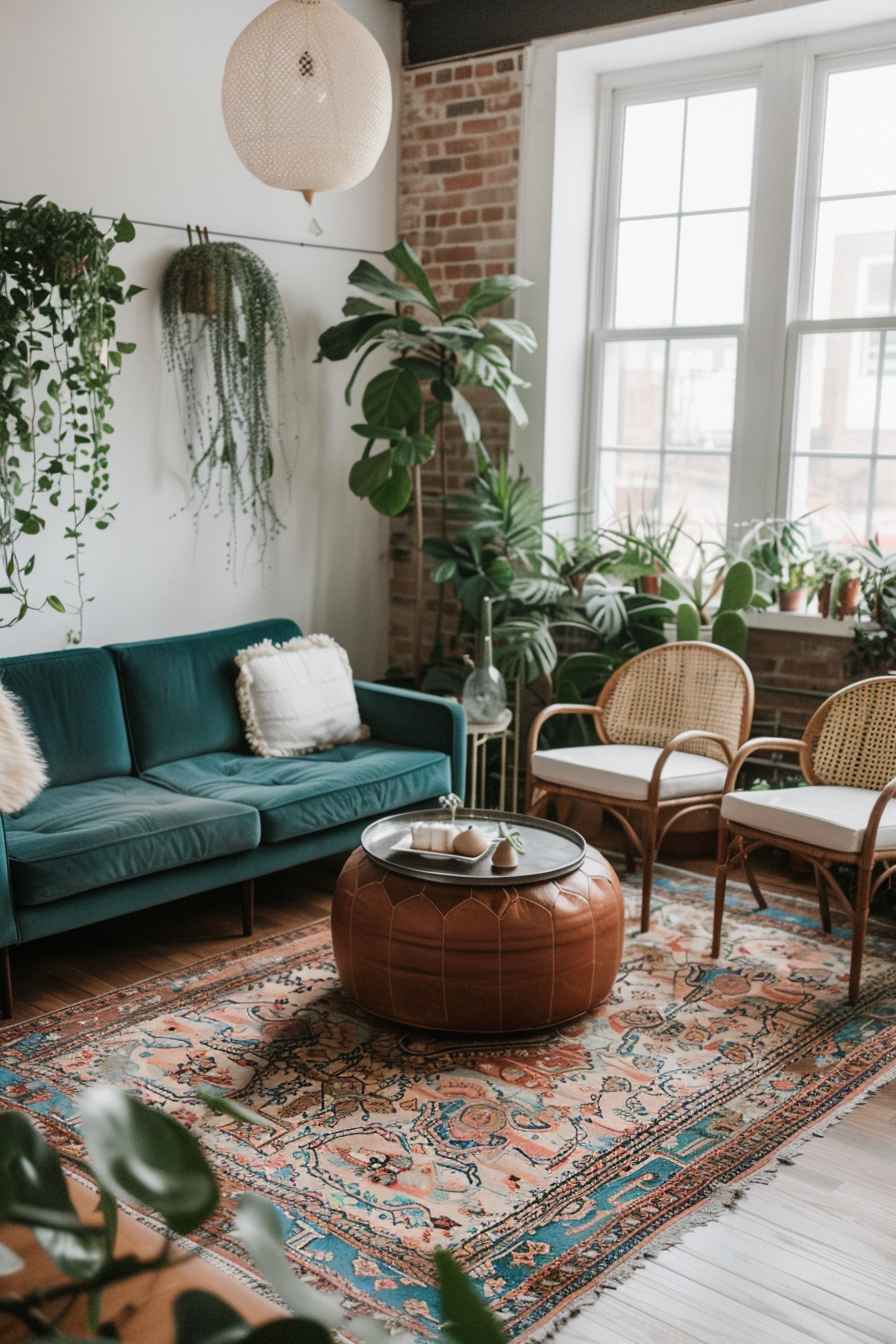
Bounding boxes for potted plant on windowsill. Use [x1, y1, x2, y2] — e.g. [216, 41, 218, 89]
[812, 547, 863, 618]
[777, 559, 813, 611]
[738, 514, 814, 613]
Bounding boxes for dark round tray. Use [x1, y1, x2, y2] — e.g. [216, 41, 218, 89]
[360, 808, 587, 886]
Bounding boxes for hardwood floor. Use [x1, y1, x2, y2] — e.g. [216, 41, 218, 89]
[3, 862, 337, 1024]
[3, 853, 895, 1343]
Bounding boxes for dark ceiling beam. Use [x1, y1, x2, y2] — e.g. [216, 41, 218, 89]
[403, 0, 734, 66]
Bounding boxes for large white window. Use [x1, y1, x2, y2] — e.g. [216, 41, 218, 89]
[790, 56, 896, 548]
[559, 14, 896, 550]
[596, 83, 757, 534]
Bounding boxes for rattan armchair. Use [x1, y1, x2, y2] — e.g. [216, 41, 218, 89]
[526, 642, 755, 932]
[713, 674, 896, 1003]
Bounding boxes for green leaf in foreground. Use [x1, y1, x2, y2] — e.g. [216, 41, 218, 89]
[0, 1110, 108, 1281]
[232, 1193, 344, 1329]
[196, 1091, 277, 1131]
[173, 1289, 253, 1344]
[0, 1110, 84, 1232]
[435, 1247, 507, 1344]
[79, 1086, 218, 1235]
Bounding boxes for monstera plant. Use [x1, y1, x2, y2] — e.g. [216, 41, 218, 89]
[316, 238, 535, 671]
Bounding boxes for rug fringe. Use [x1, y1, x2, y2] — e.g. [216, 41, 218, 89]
[523, 1057, 896, 1342]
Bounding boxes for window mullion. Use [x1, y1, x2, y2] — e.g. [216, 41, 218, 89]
[731, 38, 806, 529]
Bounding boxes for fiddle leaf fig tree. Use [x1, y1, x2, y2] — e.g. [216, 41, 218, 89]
[316, 238, 535, 671]
[0, 196, 143, 641]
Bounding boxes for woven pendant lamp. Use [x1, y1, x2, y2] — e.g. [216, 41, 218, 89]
[222, 0, 392, 205]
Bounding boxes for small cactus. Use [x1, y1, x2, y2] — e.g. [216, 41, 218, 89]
[675, 602, 701, 641]
[711, 559, 754, 657]
[712, 609, 749, 659]
[717, 559, 755, 614]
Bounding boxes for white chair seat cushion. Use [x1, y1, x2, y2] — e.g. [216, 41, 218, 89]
[530, 743, 728, 802]
[722, 785, 896, 853]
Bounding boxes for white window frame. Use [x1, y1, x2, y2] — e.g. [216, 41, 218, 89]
[513, 1, 896, 545]
[780, 41, 896, 538]
[590, 64, 764, 533]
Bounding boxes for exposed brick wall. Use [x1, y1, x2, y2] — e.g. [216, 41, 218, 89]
[745, 627, 853, 741]
[389, 51, 525, 675]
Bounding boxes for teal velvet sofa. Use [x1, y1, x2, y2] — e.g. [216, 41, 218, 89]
[0, 619, 465, 1016]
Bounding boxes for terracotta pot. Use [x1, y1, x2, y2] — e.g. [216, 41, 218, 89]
[777, 587, 805, 612]
[638, 574, 661, 595]
[835, 576, 861, 619]
[817, 577, 860, 619]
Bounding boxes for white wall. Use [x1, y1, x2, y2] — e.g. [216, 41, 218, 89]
[0, 0, 401, 678]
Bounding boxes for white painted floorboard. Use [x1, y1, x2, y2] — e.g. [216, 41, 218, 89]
[553, 1082, 896, 1344]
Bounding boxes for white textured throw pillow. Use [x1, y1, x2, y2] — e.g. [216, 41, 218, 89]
[0, 682, 48, 812]
[235, 635, 369, 758]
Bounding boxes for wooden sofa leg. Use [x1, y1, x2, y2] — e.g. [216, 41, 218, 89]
[240, 880, 255, 937]
[1, 947, 12, 1020]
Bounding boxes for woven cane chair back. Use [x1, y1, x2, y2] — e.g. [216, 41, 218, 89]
[598, 642, 753, 763]
[805, 676, 896, 790]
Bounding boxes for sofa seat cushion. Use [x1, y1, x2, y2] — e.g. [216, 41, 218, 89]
[144, 742, 452, 844]
[6, 778, 261, 907]
[531, 743, 728, 802]
[722, 785, 896, 853]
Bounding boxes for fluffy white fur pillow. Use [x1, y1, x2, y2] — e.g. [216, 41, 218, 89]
[0, 682, 48, 813]
[235, 635, 369, 758]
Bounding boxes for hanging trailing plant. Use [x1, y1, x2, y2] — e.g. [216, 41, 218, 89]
[160, 239, 291, 565]
[0, 195, 142, 640]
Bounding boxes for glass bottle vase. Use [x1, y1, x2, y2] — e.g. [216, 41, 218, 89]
[462, 595, 507, 724]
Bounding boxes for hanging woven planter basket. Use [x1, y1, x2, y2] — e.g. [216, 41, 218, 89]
[160, 240, 291, 562]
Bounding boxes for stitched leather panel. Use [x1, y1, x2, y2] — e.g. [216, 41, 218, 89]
[331, 846, 624, 1033]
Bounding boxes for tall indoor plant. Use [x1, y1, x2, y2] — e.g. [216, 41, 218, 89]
[161, 238, 291, 567]
[316, 238, 535, 672]
[0, 196, 142, 640]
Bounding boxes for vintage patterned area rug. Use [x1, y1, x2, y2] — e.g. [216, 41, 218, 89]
[2, 869, 896, 1341]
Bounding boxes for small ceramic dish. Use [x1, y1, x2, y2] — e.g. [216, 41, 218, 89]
[390, 832, 498, 863]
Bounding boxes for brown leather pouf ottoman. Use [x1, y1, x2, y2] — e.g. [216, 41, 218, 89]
[331, 844, 624, 1032]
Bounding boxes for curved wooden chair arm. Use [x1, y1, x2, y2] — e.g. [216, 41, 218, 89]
[648, 731, 734, 807]
[722, 736, 808, 793]
[527, 703, 603, 759]
[861, 774, 896, 864]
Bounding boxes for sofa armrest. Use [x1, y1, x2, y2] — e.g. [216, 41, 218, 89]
[354, 682, 467, 798]
[0, 816, 18, 949]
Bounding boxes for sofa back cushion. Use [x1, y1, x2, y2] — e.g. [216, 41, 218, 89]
[108, 619, 301, 771]
[0, 649, 132, 788]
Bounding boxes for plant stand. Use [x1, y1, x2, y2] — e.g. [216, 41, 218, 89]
[466, 708, 514, 810]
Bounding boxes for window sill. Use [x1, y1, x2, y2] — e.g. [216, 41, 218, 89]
[664, 611, 869, 642]
[742, 610, 861, 639]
